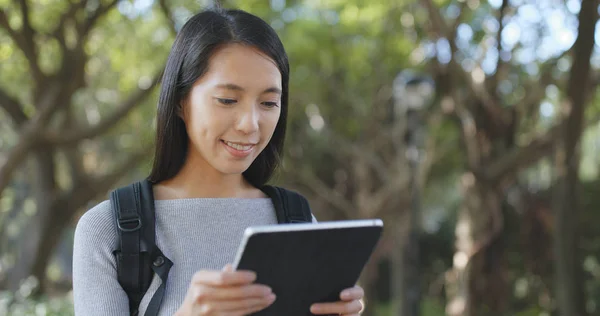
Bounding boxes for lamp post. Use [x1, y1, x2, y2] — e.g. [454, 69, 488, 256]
[392, 71, 434, 316]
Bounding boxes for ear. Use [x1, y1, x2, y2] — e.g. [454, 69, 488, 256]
[177, 99, 187, 120]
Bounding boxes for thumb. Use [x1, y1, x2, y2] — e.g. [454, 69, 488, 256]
[222, 263, 234, 272]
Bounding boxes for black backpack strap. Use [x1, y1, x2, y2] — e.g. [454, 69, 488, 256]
[111, 181, 145, 314]
[261, 185, 313, 223]
[111, 180, 173, 316]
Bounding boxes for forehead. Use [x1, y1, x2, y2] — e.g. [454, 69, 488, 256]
[200, 43, 282, 90]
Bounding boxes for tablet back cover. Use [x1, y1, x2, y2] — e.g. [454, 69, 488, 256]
[236, 224, 382, 315]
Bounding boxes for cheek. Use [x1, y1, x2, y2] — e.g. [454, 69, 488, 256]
[262, 110, 281, 133]
[185, 103, 220, 141]
[258, 110, 281, 150]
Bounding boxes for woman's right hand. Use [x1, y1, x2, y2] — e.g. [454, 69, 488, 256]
[175, 264, 276, 316]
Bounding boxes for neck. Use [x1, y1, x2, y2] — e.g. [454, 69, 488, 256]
[154, 149, 262, 199]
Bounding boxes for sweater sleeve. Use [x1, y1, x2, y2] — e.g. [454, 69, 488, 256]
[72, 201, 130, 315]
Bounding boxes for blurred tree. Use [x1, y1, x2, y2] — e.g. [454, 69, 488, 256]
[552, 1, 599, 315]
[0, 0, 176, 293]
[419, 0, 600, 315]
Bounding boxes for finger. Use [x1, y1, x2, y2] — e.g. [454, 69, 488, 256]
[192, 270, 256, 286]
[340, 285, 365, 301]
[192, 284, 272, 302]
[310, 300, 363, 315]
[225, 294, 277, 314]
[222, 263, 234, 272]
[193, 294, 276, 314]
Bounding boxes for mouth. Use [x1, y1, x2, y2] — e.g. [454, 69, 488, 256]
[221, 140, 257, 157]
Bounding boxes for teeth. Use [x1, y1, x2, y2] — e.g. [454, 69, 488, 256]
[225, 141, 253, 151]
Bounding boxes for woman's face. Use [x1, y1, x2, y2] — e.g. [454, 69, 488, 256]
[181, 43, 282, 177]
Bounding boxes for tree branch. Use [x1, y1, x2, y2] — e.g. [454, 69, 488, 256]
[0, 83, 62, 196]
[420, 107, 449, 184]
[430, 60, 480, 171]
[50, 1, 85, 50]
[56, 145, 153, 216]
[0, 7, 43, 82]
[0, 87, 28, 126]
[61, 105, 86, 185]
[490, 0, 510, 90]
[422, 0, 509, 125]
[368, 160, 411, 218]
[0, 9, 17, 37]
[485, 112, 600, 182]
[450, 90, 480, 171]
[45, 69, 163, 146]
[288, 166, 358, 218]
[515, 46, 573, 130]
[17, 0, 35, 55]
[448, 1, 469, 46]
[321, 128, 390, 184]
[158, 0, 177, 35]
[80, 0, 120, 37]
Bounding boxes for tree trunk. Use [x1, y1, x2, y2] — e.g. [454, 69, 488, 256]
[0, 177, 28, 289]
[391, 214, 410, 315]
[0, 0, 168, 295]
[7, 148, 57, 292]
[446, 177, 508, 316]
[552, 1, 598, 315]
[30, 202, 74, 293]
[6, 207, 45, 291]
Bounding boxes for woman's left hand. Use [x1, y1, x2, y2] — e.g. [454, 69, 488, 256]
[310, 285, 364, 315]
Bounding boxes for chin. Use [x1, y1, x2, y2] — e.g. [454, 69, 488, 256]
[218, 163, 253, 175]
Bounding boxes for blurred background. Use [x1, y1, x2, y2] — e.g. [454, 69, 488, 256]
[1, 0, 599, 315]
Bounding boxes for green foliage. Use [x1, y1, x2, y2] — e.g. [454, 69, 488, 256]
[0, 291, 74, 316]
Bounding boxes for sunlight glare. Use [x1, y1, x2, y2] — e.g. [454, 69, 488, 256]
[540, 101, 555, 118]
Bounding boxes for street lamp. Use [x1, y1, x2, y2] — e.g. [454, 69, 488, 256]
[392, 71, 435, 316]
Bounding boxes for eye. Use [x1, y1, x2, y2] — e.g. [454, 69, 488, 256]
[262, 101, 279, 108]
[217, 98, 237, 105]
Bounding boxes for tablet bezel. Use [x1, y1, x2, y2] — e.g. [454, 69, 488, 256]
[232, 219, 383, 270]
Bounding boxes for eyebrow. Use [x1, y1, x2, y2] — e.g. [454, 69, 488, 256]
[215, 83, 282, 95]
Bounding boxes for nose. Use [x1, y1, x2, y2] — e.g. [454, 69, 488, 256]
[235, 104, 259, 135]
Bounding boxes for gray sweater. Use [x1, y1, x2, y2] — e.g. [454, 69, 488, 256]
[73, 197, 314, 315]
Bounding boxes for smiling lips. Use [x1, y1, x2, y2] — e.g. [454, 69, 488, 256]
[221, 140, 256, 158]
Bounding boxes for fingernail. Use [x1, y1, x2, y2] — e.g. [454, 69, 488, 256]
[341, 290, 350, 299]
[242, 271, 257, 280]
[268, 294, 276, 302]
[222, 264, 233, 272]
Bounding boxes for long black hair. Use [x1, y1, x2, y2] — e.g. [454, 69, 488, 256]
[148, 8, 290, 188]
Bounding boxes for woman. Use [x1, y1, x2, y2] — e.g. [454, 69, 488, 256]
[73, 7, 365, 316]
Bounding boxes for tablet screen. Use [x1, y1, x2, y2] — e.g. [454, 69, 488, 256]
[233, 219, 383, 315]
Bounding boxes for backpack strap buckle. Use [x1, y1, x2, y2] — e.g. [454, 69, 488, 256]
[117, 216, 142, 232]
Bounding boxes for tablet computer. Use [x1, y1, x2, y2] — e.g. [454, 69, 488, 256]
[232, 219, 383, 315]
